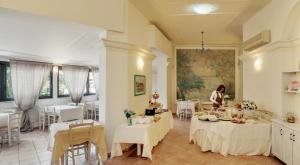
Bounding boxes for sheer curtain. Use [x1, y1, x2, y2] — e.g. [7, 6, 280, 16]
[62, 65, 89, 104]
[10, 60, 51, 132]
[91, 67, 100, 100]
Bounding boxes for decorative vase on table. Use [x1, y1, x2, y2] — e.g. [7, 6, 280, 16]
[124, 109, 136, 126]
[127, 117, 132, 126]
[241, 100, 257, 119]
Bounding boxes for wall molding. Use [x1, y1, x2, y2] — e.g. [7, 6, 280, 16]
[0, 49, 98, 67]
[100, 39, 155, 59]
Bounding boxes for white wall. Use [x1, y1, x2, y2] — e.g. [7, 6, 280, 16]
[242, 0, 300, 122]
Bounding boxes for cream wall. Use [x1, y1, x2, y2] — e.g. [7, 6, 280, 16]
[242, 0, 300, 122]
[0, 0, 125, 32]
[128, 53, 153, 115]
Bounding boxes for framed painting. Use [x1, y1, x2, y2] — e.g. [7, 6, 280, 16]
[134, 75, 146, 96]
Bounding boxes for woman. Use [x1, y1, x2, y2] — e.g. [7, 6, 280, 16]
[210, 85, 225, 110]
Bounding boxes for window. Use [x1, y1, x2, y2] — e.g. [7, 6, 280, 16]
[58, 68, 96, 97]
[58, 67, 69, 97]
[0, 62, 13, 101]
[39, 69, 53, 99]
[0, 61, 53, 101]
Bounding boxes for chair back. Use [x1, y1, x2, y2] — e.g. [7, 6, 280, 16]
[68, 122, 94, 146]
[46, 106, 56, 114]
[8, 112, 21, 131]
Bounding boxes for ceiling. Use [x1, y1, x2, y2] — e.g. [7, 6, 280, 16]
[0, 8, 104, 66]
[130, 0, 271, 46]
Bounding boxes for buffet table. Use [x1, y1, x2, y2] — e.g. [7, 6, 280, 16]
[189, 116, 272, 156]
[111, 111, 173, 160]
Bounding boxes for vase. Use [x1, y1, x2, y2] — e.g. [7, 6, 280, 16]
[127, 117, 132, 126]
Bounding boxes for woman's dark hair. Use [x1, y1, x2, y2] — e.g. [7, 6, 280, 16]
[216, 85, 225, 93]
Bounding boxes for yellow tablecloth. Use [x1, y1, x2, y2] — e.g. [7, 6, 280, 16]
[49, 121, 107, 164]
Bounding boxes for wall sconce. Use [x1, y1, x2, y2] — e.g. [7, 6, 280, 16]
[137, 57, 144, 71]
[254, 58, 262, 71]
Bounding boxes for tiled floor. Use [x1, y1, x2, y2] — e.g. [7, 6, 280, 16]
[0, 117, 283, 165]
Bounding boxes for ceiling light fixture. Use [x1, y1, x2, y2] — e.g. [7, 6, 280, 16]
[197, 31, 209, 53]
[193, 4, 217, 14]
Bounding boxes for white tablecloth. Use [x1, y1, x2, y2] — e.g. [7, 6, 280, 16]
[46, 105, 83, 122]
[189, 116, 271, 156]
[111, 111, 173, 160]
[0, 113, 9, 127]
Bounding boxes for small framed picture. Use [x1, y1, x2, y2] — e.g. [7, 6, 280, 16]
[134, 75, 146, 96]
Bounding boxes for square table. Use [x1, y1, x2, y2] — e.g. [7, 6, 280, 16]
[47, 120, 107, 164]
[111, 111, 173, 160]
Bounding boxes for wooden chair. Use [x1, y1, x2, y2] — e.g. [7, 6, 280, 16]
[67, 122, 94, 165]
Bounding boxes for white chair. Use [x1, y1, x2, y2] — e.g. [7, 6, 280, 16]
[93, 102, 99, 120]
[38, 106, 48, 131]
[85, 101, 99, 120]
[177, 101, 186, 120]
[0, 112, 21, 145]
[185, 101, 195, 118]
[47, 106, 58, 126]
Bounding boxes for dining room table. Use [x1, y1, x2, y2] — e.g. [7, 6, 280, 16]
[189, 115, 272, 156]
[46, 105, 83, 122]
[47, 119, 107, 165]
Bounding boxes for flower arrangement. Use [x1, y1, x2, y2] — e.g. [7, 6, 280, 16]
[241, 100, 257, 110]
[124, 109, 136, 126]
[124, 109, 136, 119]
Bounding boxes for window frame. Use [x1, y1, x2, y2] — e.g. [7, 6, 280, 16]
[38, 67, 53, 99]
[57, 67, 96, 97]
[57, 66, 70, 98]
[0, 61, 53, 102]
[84, 69, 96, 96]
[0, 61, 13, 102]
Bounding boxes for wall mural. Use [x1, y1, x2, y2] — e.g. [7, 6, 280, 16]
[176, 49, 235, 100]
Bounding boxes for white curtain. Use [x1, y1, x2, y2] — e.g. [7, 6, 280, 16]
[91, 67, 100, 100]
[62, 65, 89, 104]
[10, 60, 51, 132]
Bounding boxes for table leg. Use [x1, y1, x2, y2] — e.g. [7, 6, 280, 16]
[65, 152, 68, 165]
[60, 154, 64, 165]
[137, 144, 141, 156]
[8, 129, 12, 146]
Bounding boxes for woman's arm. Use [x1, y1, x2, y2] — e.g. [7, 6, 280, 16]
[210, 91, 219, 104]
